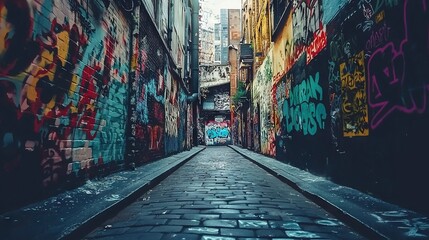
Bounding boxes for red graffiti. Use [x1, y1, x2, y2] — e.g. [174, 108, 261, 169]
[306, 26, 327, 64]
[134, 124, 145, 140]
[152, 101, 165, 123]
[148, 125, 163, 150]
[75, 65, 101, 140]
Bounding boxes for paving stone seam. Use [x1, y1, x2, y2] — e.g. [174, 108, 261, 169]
[59, 147, 206, 240]
[228, 145, 388, 240]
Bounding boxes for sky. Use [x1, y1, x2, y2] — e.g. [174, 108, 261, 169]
[207, 0, 241, 12]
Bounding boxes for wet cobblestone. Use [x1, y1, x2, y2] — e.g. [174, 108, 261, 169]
[85, 146, 364, 239]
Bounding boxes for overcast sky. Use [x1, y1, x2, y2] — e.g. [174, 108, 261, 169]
[209, 0, 241, 11]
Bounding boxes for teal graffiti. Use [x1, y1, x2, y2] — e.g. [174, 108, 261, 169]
[282, 72, 327, 136]
[206, 127, 230, 139]
[290, 72, 323, 106]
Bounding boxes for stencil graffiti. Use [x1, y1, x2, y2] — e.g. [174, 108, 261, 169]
[357, 0, 375, 32]
[340, 51, 369, 136]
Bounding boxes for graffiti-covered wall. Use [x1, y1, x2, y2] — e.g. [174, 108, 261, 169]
[129, 7, 166, 161]
[327, 0, 429, 212]
[205, 120, 231, 145]
[165, 73, 179, 154]
[127, 6, 189, 162]
[253, 49, 275, 156]
[265, 0, 429, 213]
[0, 0, 131, 208]
[199, 65, 230, 87]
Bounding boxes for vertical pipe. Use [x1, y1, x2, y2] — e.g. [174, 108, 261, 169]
[125, 3, 140, 167]
[191, 0, 200, 146]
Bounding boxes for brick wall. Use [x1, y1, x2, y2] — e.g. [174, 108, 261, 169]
[0, 0, 131, 210]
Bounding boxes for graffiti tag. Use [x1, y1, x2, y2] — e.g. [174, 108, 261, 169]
[282, 72, 327, 135]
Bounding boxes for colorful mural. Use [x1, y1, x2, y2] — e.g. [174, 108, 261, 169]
[258, 0, 429, 214]
[165, 72, 179, 154]
[253, 49, 275, 156]
[130, 7, 168, 161]
[273, 11, 294, 80]
[292, 0, 327, 64]
[0, 0, 130, 207]
[205, 120, 231, 145]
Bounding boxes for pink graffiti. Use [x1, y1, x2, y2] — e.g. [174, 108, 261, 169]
[367, 0, 429, 129]
[366, 23, 391, 51]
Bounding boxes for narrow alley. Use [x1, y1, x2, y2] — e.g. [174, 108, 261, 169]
[84, 147, 364, 240]
[1, 0, 429, 239]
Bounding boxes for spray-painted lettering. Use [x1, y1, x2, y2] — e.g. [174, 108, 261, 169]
[282, 72, 327, 135]
[367, 0, 429, 129]
[340, 51, 369, 136]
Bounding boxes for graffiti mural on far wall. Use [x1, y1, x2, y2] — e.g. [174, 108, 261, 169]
[205, 120, 231, 145]
[0, 0, 130, 202]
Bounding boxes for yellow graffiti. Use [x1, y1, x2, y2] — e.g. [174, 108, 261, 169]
[57, 31, 70, 67]
[20, 21, 79, 117]
[376, 11, 385, 23]
[0, 7, 11, 56]
[340, 51, 369, 137]
[69, 74, 79, 96]
[24, 50, 55, 103]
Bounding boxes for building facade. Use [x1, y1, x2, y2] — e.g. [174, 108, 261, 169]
[0, 0, 198, 212]
[239, 0, 429, 215]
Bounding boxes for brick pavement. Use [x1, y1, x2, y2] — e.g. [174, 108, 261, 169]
[229, 145, 429, 240]
[84, 146, 364, 240]
[0, 146, 205, 240]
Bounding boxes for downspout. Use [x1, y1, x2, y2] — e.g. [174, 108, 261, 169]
[125, 3, 140, 168]
[191, 0, 200, 146]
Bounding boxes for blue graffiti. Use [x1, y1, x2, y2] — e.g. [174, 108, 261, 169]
[206, 127, 230, 139]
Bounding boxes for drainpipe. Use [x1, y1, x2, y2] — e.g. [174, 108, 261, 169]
[125, 3, 140, 168]
[191, 0, 200, 146]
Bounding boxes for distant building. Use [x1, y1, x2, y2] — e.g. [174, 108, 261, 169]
[199, 0, 215, 64]
[215, 9, 241, 65]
